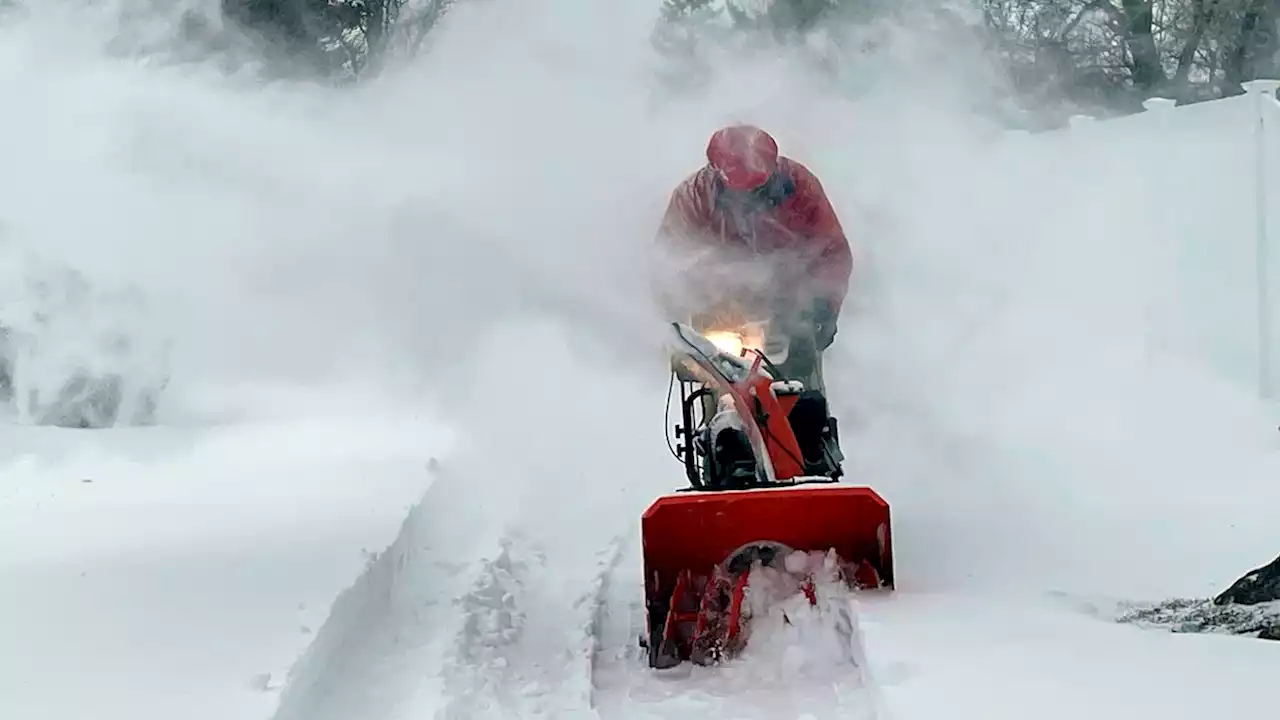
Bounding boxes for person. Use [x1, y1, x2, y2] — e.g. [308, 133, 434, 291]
[655, 124, 852, 488]
[654, 123, 854, 394]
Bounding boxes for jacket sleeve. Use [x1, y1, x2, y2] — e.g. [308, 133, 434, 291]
[787, 162, 853, 315]
[656, 173, 710, 250]
[652, 174, 712, 319]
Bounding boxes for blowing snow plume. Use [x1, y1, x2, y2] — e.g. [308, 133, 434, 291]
[0, 0, 671, 423]
[0, 244, 168, 427]
[0, 0, 1010, 419]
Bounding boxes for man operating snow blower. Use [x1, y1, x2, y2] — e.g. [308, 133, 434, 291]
[654, 123, 854, 394]
[635, 127, 894, 674]
[635, 128, 891, 674]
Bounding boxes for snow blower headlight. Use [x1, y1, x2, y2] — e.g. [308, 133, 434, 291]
[704, 330, 745, 357]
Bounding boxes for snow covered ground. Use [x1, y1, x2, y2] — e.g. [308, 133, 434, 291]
[4, 1, 1280, 720]
[0, 387, 455, 720]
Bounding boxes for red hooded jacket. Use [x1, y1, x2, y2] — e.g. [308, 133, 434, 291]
[655, 154, 854, 323]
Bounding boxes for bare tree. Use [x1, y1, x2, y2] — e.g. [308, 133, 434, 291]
[221, 0, 458, 79]
[983, 0, 1280, 109]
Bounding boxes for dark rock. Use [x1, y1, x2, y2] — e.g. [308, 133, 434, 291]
[1214, 554, 1280, 606]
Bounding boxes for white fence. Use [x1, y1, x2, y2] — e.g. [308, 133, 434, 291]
[1019, 80, 1280, 400]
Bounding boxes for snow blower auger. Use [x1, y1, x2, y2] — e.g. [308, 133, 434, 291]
[640, 318, 894, 670]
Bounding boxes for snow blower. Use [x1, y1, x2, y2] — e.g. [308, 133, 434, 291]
[640, 317, 894, 669]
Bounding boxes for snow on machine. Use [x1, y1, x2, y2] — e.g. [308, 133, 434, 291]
[640, 309, 894, 669]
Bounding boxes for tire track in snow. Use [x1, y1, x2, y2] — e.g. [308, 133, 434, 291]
[269, 459, 526, 720]
[434, 532, 629, 719]
[268, 451, 638, 720]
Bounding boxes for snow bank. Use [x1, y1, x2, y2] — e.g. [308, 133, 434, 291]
[0, 406, 452, 720]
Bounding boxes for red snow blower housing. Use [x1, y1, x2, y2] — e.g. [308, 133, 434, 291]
[640, 317, 894, 669]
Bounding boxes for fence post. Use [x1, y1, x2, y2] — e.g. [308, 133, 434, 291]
[1242, 79, 1280, 399]
[1138, 97, 1175, 365]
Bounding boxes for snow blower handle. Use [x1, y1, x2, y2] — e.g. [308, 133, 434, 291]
[770, 297, 831, 348]
[809, 297, 838, 351]
[776, 295, 832, 349]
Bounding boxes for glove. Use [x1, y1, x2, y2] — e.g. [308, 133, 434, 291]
[812, 298, 838, 351]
